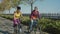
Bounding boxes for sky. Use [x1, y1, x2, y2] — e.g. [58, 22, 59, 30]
[0, 0, 2, 3]
[0, 0, 60, 14]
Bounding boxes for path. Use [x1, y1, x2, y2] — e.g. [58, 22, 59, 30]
[0, 17, 49, 34]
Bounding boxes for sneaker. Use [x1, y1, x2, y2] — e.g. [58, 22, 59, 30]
[20, 28, 22, 32]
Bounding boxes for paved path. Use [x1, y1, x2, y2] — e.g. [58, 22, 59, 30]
[0, 17, 49, 34]
[0, 17, 14, 34]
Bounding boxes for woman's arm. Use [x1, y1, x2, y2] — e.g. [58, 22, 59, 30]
[13, 11, 16, 19]
[37, 11, 41, 19]
[20, 12, 23, 18]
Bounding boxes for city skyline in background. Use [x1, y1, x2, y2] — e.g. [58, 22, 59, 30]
[0, 0, 60, 14]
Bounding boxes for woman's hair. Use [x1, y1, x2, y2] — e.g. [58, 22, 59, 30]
[34, 6, 38, 10]
[34, 7, 38, 9]
[17, 6, 21, 10]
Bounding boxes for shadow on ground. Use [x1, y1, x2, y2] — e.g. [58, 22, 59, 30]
[0, 30, 11, 34]
[24, 31, 30, 34]
[43, 25, 60, 34]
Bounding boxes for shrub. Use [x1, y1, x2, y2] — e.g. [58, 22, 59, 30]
[0, 14, 60, 34]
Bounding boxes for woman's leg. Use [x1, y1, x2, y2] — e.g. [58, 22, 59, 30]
[17, 19, 22, 34]
[33, 20, 37, 34]
[33, 19, 37, 27]
[13, 19, 18, 34]
[13, 25, 17, 34]
[17, 19, 21, 28]
[29, 19, 33, 32]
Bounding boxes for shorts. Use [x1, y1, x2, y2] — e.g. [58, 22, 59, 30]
[13, 19, 21, 27]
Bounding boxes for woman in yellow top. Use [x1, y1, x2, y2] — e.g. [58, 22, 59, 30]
[13, 6, 23, 33]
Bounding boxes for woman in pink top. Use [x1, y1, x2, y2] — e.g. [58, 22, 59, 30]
[29, 7, 41, 32]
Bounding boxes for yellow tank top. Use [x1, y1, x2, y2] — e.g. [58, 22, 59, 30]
[14, 12, 22, 19]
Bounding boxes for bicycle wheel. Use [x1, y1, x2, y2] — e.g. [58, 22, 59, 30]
[18, 24, 24, 34]
[14, 27, 17, 34]
[14, 24, 18, 34]
[39, 25, 43, 34]
[34, 27, 37, 34]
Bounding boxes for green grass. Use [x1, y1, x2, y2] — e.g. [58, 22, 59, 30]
[0, 14, 60, 34]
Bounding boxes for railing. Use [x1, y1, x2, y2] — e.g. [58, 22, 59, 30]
[1, 13, 60, 19]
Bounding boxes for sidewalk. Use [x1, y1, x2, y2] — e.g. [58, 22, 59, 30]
[0, 17, 49, 34]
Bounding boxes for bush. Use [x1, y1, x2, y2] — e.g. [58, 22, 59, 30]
[0, 14, 60, 34]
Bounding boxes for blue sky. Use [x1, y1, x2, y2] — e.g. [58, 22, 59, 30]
[0, 0, 60, 14]
[0, 0, 1, 1]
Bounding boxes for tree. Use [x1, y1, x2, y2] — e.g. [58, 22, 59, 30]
[0, 0, 23, 14]
[0, 0, 11, 14]
[11, 0, 21, 8]
[23, 0, 43, 12]
[0, 2, 5, 14]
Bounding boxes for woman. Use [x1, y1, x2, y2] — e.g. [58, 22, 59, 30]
[13, 6, 23, 34]
[29, 7, 40, 32]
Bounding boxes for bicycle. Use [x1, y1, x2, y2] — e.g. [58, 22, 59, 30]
[31, 23, 43, 34]
[14, 23, 23, 34]
[28, 19, 37, 34]
[28, 19, 43, 34]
